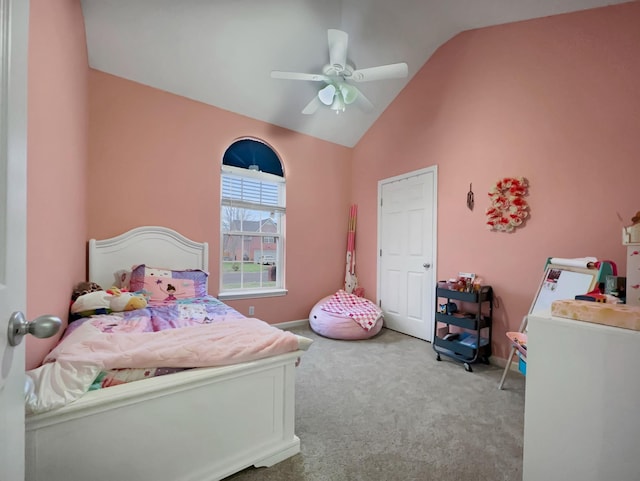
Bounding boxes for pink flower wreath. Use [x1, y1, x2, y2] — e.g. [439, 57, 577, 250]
[485, 177, 529, 232]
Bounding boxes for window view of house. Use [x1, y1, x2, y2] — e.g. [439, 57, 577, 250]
[220, 139, 285, 297]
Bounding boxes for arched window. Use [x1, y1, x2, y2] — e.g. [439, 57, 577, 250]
[219, 138, 286, 299]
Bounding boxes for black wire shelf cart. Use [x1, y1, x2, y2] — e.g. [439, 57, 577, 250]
[433, 285, 493, 372]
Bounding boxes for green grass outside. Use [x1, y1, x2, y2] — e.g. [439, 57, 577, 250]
[222, 283, 277, 289]
[221, 261, 271, 273]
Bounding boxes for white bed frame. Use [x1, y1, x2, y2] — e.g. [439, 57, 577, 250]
[26, 226, 308, 481]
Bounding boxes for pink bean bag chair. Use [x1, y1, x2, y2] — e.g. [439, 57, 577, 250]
[309, 292, 384, 340]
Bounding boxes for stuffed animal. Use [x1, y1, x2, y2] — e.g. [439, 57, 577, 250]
[70, 288, 147, 315]
[71, 281, 103, 302]
[106, 288, 148, 311]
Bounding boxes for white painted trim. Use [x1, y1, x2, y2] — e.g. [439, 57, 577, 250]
[218, 288, 288, 301]
[274, 319, 309, 330]
[221, 165, 285, 184]
[491, 355, 525, 373]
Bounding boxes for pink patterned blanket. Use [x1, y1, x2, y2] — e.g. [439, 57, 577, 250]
[46, 317, 300, 368]
[26, 315, 301, 414]
[321, 290, 382, 330]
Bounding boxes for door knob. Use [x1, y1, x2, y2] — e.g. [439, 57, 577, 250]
[423, 263, 431, 269]
[7, 311, 62, 346]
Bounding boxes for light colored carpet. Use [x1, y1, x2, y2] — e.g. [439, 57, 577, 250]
[226, 325, 526, 481]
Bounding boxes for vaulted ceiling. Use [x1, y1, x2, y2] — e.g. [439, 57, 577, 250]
[81, 0, 630, 147]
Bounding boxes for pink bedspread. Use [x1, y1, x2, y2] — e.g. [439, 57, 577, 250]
[26, 307, 301, 414]
[46, 317, 299, 368]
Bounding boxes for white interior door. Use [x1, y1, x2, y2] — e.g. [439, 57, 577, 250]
[378, 167, 437, 341]
[0, 1, 29, 480]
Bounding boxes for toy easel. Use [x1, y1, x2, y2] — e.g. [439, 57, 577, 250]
[497, 258, 613, 390]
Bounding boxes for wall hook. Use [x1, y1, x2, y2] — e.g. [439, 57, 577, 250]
[467, 183, 474, 211]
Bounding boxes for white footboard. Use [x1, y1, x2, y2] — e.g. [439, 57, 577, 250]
[26, 350, 303, 481]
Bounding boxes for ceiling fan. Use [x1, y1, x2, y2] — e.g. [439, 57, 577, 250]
[271, 29, 408, 115]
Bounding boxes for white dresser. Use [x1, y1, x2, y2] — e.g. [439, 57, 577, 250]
[522, 313, 640, 481]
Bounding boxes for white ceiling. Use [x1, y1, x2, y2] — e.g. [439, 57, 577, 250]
[81, 0, 630, 147]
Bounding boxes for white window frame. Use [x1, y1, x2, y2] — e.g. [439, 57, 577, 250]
[219, 165, 286, 300]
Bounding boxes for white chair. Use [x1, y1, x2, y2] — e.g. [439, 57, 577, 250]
[498, 315, 528, 390]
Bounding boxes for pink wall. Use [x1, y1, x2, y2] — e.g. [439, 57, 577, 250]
[87, 70, 352, 324]
[352, 2, 640, 359]
[26, 0, 88, 368]
[26, 1, 640, 368]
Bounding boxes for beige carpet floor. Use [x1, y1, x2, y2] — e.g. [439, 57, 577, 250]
[226, 325, 526, 481]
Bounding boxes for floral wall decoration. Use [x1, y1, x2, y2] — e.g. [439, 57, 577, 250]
[485, 177, 529, 232]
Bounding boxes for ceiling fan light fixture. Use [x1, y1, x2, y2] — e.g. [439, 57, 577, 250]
[330, 94, 345, 113]
[318, 84, 336, 105]
[340, 84, 358, 104]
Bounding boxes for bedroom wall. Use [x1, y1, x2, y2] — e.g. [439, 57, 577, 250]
[87, 70, 352, 325]
[19, 1, 636, 370]
[352, 2, 640, 360]
[26, 0, 89, 369]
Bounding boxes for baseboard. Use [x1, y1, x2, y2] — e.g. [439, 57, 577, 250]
[274, 319, 309, 330]
[491, 355, 524, 373]
[253, 436, 301, 468]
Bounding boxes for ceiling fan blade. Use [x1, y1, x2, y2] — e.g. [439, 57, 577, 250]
[271, 71, 329, 82]
[351, 62, 408, 82]
[302, 96, 322, 115]
[328, 29, 348, 70]
[351, 86, 374, 113]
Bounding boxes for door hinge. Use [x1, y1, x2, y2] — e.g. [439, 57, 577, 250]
[380, 198, 383, 207]
[379, 249, 382, 256]
[379, 300, 382, 307]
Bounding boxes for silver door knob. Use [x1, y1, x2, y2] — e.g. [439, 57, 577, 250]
[7, 311, 62, 346]
[423, 263, 431, 269]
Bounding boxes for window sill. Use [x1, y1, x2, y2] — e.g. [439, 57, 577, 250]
[218, 288, 288, 301]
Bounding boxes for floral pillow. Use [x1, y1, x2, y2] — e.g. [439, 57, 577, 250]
[129, 264, 208, 303]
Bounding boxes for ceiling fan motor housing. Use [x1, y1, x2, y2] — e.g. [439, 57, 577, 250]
[322, 62, 355, 78]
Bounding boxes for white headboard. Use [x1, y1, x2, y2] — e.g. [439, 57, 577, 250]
[88, 226, 209, 289]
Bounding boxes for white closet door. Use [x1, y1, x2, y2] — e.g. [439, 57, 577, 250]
[378, 167, 437, 341]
